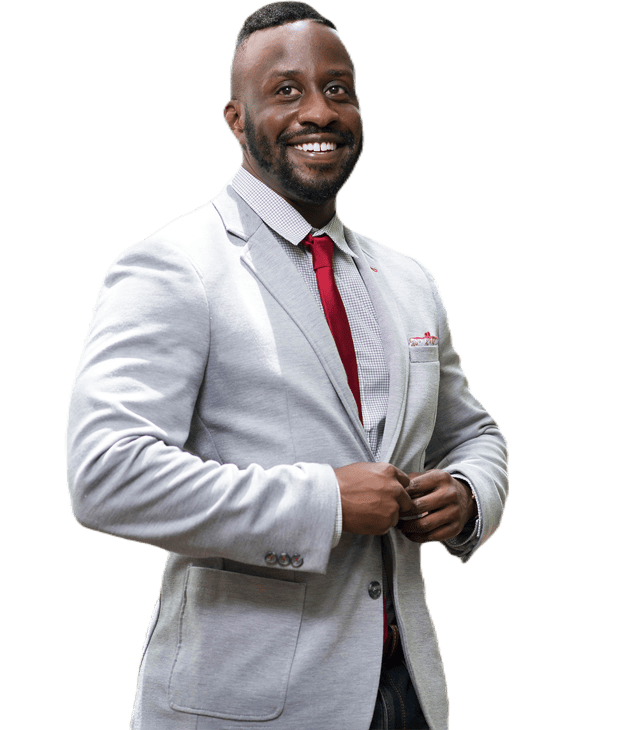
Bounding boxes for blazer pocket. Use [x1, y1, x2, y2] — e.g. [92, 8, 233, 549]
[390, 347, 441, 473]
[409, 344, 439, 363]
[169, 566, 305, 722]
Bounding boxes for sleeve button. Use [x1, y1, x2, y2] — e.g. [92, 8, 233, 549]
[291, 554, 304, 568]
[277, 553, 291, 566]
[264, 551, 277, 565]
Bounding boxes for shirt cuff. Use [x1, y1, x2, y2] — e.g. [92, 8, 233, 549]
[444, 473, 481, 548]
[331, 485, 343, 549]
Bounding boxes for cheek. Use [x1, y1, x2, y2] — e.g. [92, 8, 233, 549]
[340, 108, 363, 141]
[353, 115, 363, 139]
[254, 110, 295, 140]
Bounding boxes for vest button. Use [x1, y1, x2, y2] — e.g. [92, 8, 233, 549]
[368, 580, 382, 599]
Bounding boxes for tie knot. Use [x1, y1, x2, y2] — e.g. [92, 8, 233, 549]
[302, 233, 334, 271]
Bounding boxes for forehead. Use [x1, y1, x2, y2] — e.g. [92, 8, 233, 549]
[238, 20, 354, 87]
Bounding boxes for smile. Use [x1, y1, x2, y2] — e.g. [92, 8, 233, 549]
[293, 142, 339, 153]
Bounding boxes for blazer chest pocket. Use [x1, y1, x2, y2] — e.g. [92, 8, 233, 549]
[389, 345, 441, 472]
[408, 344, 439, 363]
[169, 566, 305, 721]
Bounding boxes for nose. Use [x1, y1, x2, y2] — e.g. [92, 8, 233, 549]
[297, 89, 339, 128]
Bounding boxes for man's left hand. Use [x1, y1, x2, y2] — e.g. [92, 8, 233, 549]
[397, 470, 477, 543]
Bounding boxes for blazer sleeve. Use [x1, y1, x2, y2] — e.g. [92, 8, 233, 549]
[67, 238, 339, 573]
[421, 267, 508, 561]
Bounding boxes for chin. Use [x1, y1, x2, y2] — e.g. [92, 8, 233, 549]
[280, 160, 356, 205]
[282, 177, 341, 205]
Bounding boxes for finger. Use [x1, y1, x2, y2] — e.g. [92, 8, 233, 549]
[406, 495, 434, 515]
[400, 481, 432, 515]
[392, 465, 411, 490]
[396, 520, 432, 542]
[403, 491, 436, 516]
[401, 510, 452, 535]
[397, 489, 414, 514]
[398, 510, 429, 521]
[399, 506, 455, 536]
[402, 520, 462, 543]
[398, 515, 429, 536]
[400, 529, 429, 544]
[406, 469, 445, 498]
[389, 466, 414, 513]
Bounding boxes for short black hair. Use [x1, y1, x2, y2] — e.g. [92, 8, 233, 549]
[236, 2, 336, 50]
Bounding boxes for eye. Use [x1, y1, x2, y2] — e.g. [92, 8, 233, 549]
[326, 84, 349, 97]
[277, 85, 301, 97]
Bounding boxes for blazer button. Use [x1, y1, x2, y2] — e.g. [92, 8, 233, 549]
[264, 552, 277, 565]
[291, 554, 304, 568]
[368, 581, 382, 599]
[277, 553, 291, 566]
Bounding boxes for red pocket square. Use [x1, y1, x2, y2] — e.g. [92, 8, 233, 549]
[408, 331, 438, 346]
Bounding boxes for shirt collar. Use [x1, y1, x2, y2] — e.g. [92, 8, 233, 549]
[231, 167, 356, 258]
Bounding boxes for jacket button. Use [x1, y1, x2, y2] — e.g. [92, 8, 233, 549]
[368, 581, 382, 599]
[277, 553, 291, 566]
[264, 552, 277, 565]
[291, 554, 304, 568]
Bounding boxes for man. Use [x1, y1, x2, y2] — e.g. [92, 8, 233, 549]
[68, 3, 507, 729]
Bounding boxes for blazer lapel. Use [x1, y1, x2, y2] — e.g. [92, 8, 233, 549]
[213, 187, 373, 459]
[345, 230, 410, 465]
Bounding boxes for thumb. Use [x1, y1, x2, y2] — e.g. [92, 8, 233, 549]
[393, 466, 411, 490]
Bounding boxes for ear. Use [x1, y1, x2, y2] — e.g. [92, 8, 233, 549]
[224, 100, 246, 146]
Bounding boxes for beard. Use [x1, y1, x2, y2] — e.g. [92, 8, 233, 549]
[243, 113, 363, 205]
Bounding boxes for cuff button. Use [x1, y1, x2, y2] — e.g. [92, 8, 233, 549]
[291, 554, 304, 568]
[277, 553, 291, 566]
[264, 551, 277, 565]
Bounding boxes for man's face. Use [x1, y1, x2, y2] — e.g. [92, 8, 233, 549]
[230, 20, 363, 206]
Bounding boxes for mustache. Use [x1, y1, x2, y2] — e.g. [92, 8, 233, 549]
[278, 126, 356, 147]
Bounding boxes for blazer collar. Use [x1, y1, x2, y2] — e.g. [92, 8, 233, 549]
[211, 184, 263, 242]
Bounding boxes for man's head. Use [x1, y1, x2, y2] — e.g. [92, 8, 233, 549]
[234, 1, 337, 56]
[225, 3, 363, 217]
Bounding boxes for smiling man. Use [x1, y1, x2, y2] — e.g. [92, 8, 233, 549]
[226, 14, 363, 223]
[68, 3, 507, 730]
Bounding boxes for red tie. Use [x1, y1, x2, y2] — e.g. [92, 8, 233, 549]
[302, 233, 388, 644]
[302, 234, 362, 421]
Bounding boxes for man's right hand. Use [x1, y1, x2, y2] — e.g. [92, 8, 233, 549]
[334, 462, 413, 535]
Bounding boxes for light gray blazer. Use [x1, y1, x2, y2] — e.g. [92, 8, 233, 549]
[67, 186, 507, 730]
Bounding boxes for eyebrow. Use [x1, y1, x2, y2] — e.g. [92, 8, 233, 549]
[269, 68, 354, 80]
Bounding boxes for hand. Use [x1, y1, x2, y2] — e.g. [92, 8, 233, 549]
[397, 470, 477, 543]
[335, 462, 413, 535]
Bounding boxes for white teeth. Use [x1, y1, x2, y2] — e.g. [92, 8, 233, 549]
[294, 142, 337, 152]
